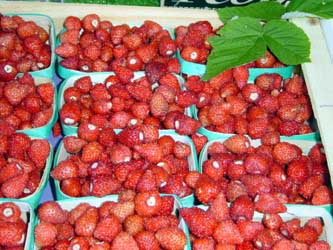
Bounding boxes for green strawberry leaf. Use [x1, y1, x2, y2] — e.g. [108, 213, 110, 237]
[286, 0, 333, 19]
[217, 1, 286, 23]
[203, 17, 266, 80]
[263, 20, 311, 65]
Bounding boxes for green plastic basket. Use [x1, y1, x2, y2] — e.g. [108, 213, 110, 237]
[52, 130, 198, 207]
[32, 194, 191, 250]
[58, 72, 189, 135]
[16, 77, 58, 139]
[0, 200, 35, 250]
[5, 13, 56, 79]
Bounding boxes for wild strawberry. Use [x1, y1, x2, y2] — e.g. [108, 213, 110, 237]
[253, 229, 275, 250]
[285, 75, 305, 96]
[293, 226, 319, 245]
[213, 220, 244, 245]
[305, 218, 323, 236]
[124, 214, 144, 235]
[272, 142, 302, 165]
[254, 193, 287, 214]
[34, 222, 57, 247]
[82, 14, 100, 32]
[77, 122, 100, 142]
[155, 227, 187, 250]
[109, 143, 132, 164]
[308, 144, 326, 165]
[255, 51, 276, 68]
[136, 169, 157, 192]
[134, 191, 162, 217]
[262, 214, 283, 230]
[134, 143, 162, 163]
[90, 176, 121, 197]
[174, 114, 200, 135]
[279, 121, 300, 136]
[38, 201, 68, 224]
[241, 174, 273, 198]
[56, 43, 78, 58]
[94, 214, 121, 242]
[81, 141, 103, 163]
[60, 102, 81, 125]
[230, 195, 255, 221]
[28, 139, 50, 169]
[69, 236, 90, 250]
[0, 202, 21, 223]
[206, 192, 229, 222]
[135, 230, 160, 250]
[233, 65, 248, 89]
[144, 215, 178, 233]
[31, 107, 53, 128]
[227, 160, 246, 180]
[0, 161, 23, 183]
[117, 126, 143, 148]
[224, 135, 251, 154]
[60, 177, 81, 197]
[51, 159, 79, 181]
[63, 136, 87, 154]
[195, 175, 221, 205]
[311, 185, 332, 205]
[75, 206, 98, 237]
[111, 231, 139, 250]
[60, 56, 79, 70]
[180, 207, 217, 238]
[110, 201, 135, 222]
[309, 241, 331, 250]
[202, 158, 227, 182]
[55, 222, 74, 241]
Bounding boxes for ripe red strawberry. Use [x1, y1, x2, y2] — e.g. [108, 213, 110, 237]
[285, 75, 305, 96]
[262, 214, 283, 230]
[191, 134, 207, 155]
[0, 61, 18, 81]
[94, 214, 121, 242]
[135, 230, 160, 250]
[233, 65, 248, 89]
[31, 107, 53, 128]
[305, 218, 323, 236]
[241, 174, 273, 198]
[254, 193, 287, 214]
[203, 158, 227, 182]
[111, 231, 139, 250]
[34, 222, 57, 247]
[224, 135, 251, 154]
[59, 102, 81, 125]
[51, 159, 79, 181]
[195, 175, 221, 205]
[67, 203, 91, 225]
[1, 172, 28, 198]
[298, 174, 324, 200]
[149, 92, 168, 118]
[180, 207, 217, 238]
[308, 144, 326, 165]
[90, 176, 121, 197]
[272, 142, 302, 165]
[293, 227, 319, 245]
[124, 214, 144, 235]
[55, 222, 74, 241]
[192, 238, 215, 250]
[110, 201, 135, 223]
[134, 143, 162, 163]
[75, 206, 98, 237]
[213, 220, 243, 245]
[253, 229, 275, 249]
[68, 236, 90, 249]
[27, 139, 50, 169]
[60, 177, 81, 197]
[0, 202, 21, 223]
[56, 43, 78, 58]
[0, 161, 23, 183]
[134, 191, 162, 217]
[230, 195, 255, 221]
[255, 51, 276, 68]
[109, 143, 132, 164]
[207, 192, 229, 222]
[136, 169, 157, 192]
[80, 141, 103, 163]
[236, 220, 264, 242]
[38, 201, 68, 224]
[144, 215, 178, 233]
[247, 118, 268, 139]
[117, 126, 143, 148]
[63, 136, 87, 154]
[155, 227, 187, 250]
[311, 185, 332, 205]
[174, 114, 200, 135]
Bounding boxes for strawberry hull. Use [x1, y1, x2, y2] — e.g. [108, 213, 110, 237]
[32, 194, 191, 250]
[52, 130, 198, 206]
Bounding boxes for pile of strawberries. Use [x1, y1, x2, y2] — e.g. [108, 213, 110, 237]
[52, 124, 196, 198]
[56, 15, 180, 78]
[0, 14, 51, 79]
[34, 191, 187, 250]
[180, 195, 330, 249]
[0, 72, 54, 131]
[175, 21, 215, 64]
[0, 202, 28, 248]
[0, 131, 50, 198]
[192, 71, 313, 139]
[59, 73, 200, 133]
[194, 135, 332, 206]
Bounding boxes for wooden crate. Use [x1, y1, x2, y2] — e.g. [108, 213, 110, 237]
[1, 1, 333, 184]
